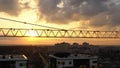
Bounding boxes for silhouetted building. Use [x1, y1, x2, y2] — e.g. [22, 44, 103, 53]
[82, 42, 90, 47]
[49, 53, 98, 68]
[0, 54, 28, 68]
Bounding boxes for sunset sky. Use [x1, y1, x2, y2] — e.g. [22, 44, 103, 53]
[0, 0, 120, 45]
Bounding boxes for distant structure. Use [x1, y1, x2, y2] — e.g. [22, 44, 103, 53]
[72, 42, 79, 47]
[49, 53, 98, 68]
[0, 54, 28, 68]
[55, 42, 71, 47]
[82, 42, 90, 47]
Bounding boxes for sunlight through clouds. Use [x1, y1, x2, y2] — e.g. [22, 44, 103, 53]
[0, 0, 120, 45]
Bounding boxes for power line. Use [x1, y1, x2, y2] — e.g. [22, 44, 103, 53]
[0, 17, 66, 30]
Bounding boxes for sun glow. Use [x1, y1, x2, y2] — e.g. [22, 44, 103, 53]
[18, 9, 39, 29]
[26, 30, 38, 37]
[18, 0, 39, 23]
[25, 30, 39, 42]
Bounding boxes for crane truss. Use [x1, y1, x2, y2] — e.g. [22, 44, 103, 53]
[0, 28, 120, 38]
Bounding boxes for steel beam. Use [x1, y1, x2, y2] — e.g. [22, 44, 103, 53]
[0, 28, 120, 38]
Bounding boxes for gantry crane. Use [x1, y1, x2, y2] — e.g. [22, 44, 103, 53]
[0, 17, 120, 38]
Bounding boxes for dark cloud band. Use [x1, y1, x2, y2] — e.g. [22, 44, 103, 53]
[38, 0, 120, 30]
[0, 0, 20, 16]
[0, 0, 120, 30]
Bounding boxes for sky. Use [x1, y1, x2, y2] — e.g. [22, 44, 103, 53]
[0, 0, 120, 45]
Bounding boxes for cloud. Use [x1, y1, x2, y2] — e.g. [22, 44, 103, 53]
[38, 0, 120, 30]
[108, 4, 120, 27]
[89, 0, 120, 30]
[80, 0, 108, 17]
[0, 0, 20, 16]
[89, 12, 109, 27]
[38, 0, 107, 23]
[0, 0, 119, 30]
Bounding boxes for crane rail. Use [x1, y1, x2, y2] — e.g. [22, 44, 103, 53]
[0, 28, 120, 38]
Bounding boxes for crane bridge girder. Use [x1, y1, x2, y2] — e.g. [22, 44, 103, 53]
[0, 28, 120, 38]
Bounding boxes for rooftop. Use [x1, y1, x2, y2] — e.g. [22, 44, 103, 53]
[50, 53, 98, 59]
[0, 54, 28, 61]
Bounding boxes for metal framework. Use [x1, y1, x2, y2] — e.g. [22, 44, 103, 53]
[0, 28, 120, 38]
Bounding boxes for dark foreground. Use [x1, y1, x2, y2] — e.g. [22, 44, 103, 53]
[0, 44, 120, 68]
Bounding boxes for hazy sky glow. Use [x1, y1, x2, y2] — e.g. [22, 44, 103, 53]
[0, 0, 120, 45]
